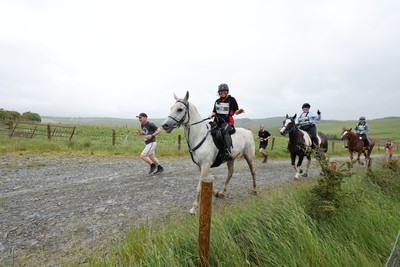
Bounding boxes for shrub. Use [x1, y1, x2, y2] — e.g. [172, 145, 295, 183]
[307, 151, 354, 220]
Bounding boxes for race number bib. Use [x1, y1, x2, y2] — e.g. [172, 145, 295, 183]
[215, 102, 230, 115]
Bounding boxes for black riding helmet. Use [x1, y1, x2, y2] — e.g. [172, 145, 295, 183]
[218, 83, 229, 93]
[302, 103, 311, 109]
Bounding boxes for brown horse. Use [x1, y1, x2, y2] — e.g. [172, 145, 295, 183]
[340, 128, 375, 165]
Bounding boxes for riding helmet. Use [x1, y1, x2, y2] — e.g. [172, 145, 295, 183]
[359, 116, 366, 120]
[218, 83, 229, 92]
[302, 103, 311, 109]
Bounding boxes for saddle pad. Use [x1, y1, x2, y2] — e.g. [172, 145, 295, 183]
[299, 130, 312, 146]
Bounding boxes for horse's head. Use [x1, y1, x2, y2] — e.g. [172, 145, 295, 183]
[162, 91, 190, 133]
[340, 127, 352, 141]
[280, 114, 297, 136]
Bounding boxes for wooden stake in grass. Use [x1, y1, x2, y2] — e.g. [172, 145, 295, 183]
[330, 161, 337, 170]
[198, 179, 213, 267]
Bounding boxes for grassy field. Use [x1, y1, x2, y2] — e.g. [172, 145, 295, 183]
[1, 117, 398, 158]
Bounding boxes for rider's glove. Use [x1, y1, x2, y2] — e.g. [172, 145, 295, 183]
[317, 109, 321, 115]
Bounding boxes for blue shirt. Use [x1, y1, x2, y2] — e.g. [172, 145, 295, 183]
[355, 122, 369, 134]
[296, 111, 321, 126]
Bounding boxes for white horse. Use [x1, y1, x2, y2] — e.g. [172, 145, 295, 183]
[162, 91, 257, 214]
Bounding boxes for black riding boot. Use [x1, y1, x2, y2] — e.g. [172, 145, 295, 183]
[223, 132, 233, 161]
[364, 139, 370, 149]
[311, 136, 319, 150]
[311, 136, 321, 156]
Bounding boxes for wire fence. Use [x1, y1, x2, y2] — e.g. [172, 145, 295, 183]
[0, 121, 75, 142]
[1, 121, 398, 153]
[386, 230, 400, 267]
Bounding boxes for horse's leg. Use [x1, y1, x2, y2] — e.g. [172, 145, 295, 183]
[290, 153, 298, 178]
[349, 149, 353, 161]
[244, 153, 257, 195]
[357, 151, 364, 165]
[302, 155, 311, 177]
[216, 160, 235, 198]
[363, 150, 369, 165]
[189, 166, 210, 214]
[293, 154, 304, 180]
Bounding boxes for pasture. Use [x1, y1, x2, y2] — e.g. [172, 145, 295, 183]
[1, 117, 399, 158]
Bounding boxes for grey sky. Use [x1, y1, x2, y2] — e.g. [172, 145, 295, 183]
[1, 0, 399, 120]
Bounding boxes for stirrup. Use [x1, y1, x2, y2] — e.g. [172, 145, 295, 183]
[224, 150, 233, 161]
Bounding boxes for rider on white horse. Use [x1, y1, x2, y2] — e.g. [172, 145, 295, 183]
[296, 103, 321, 149]
[209, 83, 245, 161]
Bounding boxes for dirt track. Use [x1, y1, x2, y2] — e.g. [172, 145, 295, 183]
[0, 152, 385, 265]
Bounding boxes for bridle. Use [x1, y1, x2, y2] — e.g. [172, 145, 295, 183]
[281, 119, 296, 135]
[167, 99, 210, 128]
[168, 99, 212, 158]
[167, 99, 190, 128]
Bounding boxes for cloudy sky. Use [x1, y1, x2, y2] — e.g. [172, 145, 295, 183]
[1, 0, 399, 121]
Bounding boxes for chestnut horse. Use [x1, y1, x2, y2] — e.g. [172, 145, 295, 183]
[340, 128, 375, 165]
[280, 114, 328, 180]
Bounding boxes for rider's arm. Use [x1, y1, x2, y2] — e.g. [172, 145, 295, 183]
[364, 124, 369, 133]
[234, 109, 244, 115]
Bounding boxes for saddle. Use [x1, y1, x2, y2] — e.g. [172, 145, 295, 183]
[360, 137, 372, 149]
[209, 122, 235, 168]
[299, 130, 321, 147]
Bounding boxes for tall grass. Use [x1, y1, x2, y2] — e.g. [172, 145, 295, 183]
[75, 161, 400, 267]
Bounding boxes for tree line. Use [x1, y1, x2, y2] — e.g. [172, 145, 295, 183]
[0, 109, 41, 122]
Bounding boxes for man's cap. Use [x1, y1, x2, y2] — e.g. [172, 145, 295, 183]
[136, 112, 147, 118]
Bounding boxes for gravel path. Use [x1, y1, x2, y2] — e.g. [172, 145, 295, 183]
[0, 152, 385, 265]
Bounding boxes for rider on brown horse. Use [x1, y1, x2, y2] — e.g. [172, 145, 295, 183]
[354, 116, 370, 149]
[296, 103, 321, 149]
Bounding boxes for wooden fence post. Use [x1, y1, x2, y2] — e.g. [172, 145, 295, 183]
[8, 121, 13, 136]
[178, 135, 181, 150]
[270, 137, 275, 150]
[331, 141, 335, 152]
[47, 124, 51, 140]
[69, 127, 76, 144]
[198, 179, 213, 267]
[112, 129, 116, 146]
[330, 161, 337, 170]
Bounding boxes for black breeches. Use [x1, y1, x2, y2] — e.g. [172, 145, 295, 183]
[302, 125, 318, 146]
[358, 134, 369, 146]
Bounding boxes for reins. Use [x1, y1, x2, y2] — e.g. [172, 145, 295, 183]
[170, 99, 212, 157]
[282, 120, 296, 135]
[344, 132, 364, 150]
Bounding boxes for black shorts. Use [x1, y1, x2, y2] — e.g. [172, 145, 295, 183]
[259, 142, 268, 149]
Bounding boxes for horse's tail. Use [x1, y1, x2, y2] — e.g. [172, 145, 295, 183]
[318, 131, 329, 152]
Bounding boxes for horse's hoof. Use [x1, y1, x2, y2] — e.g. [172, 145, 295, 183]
[302, 173, 308, 177]
[252, 190, 257, 195]
[189, 208, 196, 215]
[359, 162, 364, 165]
[216, 192, 225, 199]
[293, 177, 300, 181]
